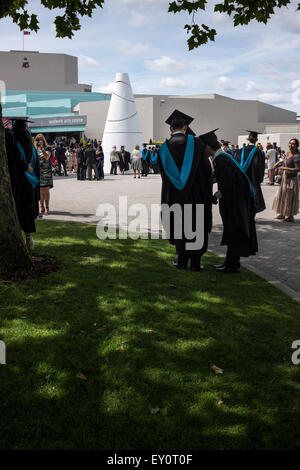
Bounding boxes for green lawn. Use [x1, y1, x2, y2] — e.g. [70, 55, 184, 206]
[0, 221, 299, 450]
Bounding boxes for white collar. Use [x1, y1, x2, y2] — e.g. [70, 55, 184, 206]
[172, 131, 185, 135]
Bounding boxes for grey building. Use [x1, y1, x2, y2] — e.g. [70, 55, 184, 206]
[0, 50, 91, 92]
[75, 93, 297, 145]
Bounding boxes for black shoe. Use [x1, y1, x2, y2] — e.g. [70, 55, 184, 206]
[217, 265, 240, 274]
[172, 258, 187, 269]
[175, 264, 187, 270]
[191, 266, 205, 272]
[214, 263, 226, 270]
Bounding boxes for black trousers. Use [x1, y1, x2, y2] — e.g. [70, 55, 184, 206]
[142, 160, 149, 176]
[77, 164, 85, 180]
[110, 162, 118, 175]
[225, 245, 240, 268]
[175, 230, 209, 269]
[58, 159, 67, 175]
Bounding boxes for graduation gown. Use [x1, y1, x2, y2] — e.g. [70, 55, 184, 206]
[141, 149, 150, 174]
[158, 133, 212, 255]
[5, 129, 40, 233]
[213, 151, 258, 257]
[235, 145, 266, 213]
[150, 151, 160, 174]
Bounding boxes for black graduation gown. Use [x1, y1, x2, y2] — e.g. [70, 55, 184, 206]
[158, 133, 213, 256]
[141, 149, 150, 174]
[213, 153, 258, 257]
[234, 145, 266, 213]
[5, 129, 40, 233]
[150, 151, 159, 174]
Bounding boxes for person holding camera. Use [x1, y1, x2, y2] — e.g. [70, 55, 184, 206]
[34, 133, 53, 216]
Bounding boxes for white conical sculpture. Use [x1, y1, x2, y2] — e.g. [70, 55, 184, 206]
[102, 73, 144, 174]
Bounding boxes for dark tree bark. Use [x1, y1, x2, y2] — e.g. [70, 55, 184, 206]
[0, 103, 33, 274]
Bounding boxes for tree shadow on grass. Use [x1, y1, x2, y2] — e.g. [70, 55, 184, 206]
[0, 222, 299, 450]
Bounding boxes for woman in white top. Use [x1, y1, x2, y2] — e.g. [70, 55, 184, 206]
[266, 143, 277, 185]
[65, 147, 73, 173]
[131, 145, 142, 179]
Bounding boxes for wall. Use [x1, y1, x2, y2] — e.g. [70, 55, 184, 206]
[152, 95, 262, 144]
[238, 133, 300, 152]
[0, 51, 91, 92]
[77, 93, 298, 146]
[74, 100, 110, 139]
[258, 101, 296, 123]
[76, 97, 153, 146]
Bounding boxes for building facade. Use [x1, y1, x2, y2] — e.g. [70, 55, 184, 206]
[0, 51, 110, 140]
[76, 94, 297, 147]
[0, 50, 91, 92]
[1, 50, 298, 146]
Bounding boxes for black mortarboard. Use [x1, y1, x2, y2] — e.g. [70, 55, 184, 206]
[221, 140, 230, 146]
[246, 130, 262, 140]
[166, 109, 194, 127]
[199, 129, 219, 144]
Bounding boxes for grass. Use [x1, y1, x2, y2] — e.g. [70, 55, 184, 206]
[0, 220, 299, 450]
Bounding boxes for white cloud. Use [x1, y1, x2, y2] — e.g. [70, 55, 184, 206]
[258, 93, 284, 104]
[159, 77, 186, 89]
[95, 82, 114, 93]
[245, 81, 261, 92]
[144, 56, 185, 74]
[128, 12, 148, 27]
[215, 76, 234, 91]
[116, 40, 156, 56]
[78, 55, 100, 68]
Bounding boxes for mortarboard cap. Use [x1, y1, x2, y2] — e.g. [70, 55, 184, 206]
[199, 128, 219, 145]
[221, 140, 230, 146]
[246, 130, 262, 140]
[166, 109, 194, 127]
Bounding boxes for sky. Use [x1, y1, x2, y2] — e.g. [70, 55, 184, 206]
[1, 0, 300, 113]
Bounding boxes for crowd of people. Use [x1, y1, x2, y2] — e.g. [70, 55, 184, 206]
[3, 114, 300, 255]
[109, 143, 160, 178]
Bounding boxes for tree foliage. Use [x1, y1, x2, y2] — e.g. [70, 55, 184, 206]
[169, 0, 297, 49]
[1, 0, 105, 39]
[0, 1, 299, 48]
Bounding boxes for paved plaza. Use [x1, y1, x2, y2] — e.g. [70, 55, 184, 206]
[44, 172, 300, 302]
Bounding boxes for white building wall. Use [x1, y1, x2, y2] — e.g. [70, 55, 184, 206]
[238, 133, 300, 152]
[0, 50, 91, 92]
[76, 93, 297, 147]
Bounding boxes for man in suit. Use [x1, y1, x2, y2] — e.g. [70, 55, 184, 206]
[56, 142, 68, 176]
[76, 143, 86, 180]
[158, 110, 213, 271]
[85, 143, 99, 181]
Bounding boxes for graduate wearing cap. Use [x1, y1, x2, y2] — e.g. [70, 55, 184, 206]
[200, 129, 258, 273]
[221, 140, 234, 156]
[141, 143, 150, 177]
[4, 117, 40, 250]
[234, 131, 266, 213]
[158, 110, 213, 271]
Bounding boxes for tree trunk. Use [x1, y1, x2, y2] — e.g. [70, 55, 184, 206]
[0, 103, 33, 274]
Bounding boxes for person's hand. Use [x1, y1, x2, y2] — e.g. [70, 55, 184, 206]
[27, 164, 33, 174]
